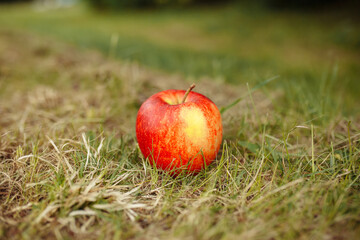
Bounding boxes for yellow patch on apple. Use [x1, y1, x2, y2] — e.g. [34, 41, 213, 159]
[180, 106, 208, 147]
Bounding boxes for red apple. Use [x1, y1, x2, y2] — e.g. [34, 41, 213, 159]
[136, 84, 223, 173]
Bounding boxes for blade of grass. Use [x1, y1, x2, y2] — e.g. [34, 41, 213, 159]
[220, 75, 279, 115]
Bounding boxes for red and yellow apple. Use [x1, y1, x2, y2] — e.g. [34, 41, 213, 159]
[136, 84, 223, 173]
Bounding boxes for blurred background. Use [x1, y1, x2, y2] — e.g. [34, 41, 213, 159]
[0, 0, 359, 116]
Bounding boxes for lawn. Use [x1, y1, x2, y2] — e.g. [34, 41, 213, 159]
[0, 2, 359, 240]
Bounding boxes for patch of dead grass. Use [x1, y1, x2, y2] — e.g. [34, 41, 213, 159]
[0, 30, 359, 239]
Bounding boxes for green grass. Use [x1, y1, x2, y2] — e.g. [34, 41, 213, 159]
[0, 2, 360, 240]
[0, 3, 359, 108]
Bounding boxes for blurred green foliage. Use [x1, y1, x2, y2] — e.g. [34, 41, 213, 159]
[0, 0, 31, 2]
[83, 0, 227, 9]
[83, 0, 350, 10]
[0, 0, 352, 8]
[84, 0, 152, 9]
[265, 0, 355, 9]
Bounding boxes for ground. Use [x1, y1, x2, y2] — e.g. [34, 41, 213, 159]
[0, 2, 360, 240]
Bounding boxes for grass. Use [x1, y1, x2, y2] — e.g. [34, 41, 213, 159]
[0, 3, 359, 102]
[0, 2, 360, 240]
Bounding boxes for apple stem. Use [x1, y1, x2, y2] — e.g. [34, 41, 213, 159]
[181, 83, 196, 104]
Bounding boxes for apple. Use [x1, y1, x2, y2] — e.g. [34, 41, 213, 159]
[136, 84, 223, 173]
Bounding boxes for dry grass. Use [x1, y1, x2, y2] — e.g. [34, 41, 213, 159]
[0, 31, 359, 240]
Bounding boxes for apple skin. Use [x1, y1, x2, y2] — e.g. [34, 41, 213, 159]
[136, 89, 223, 173]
